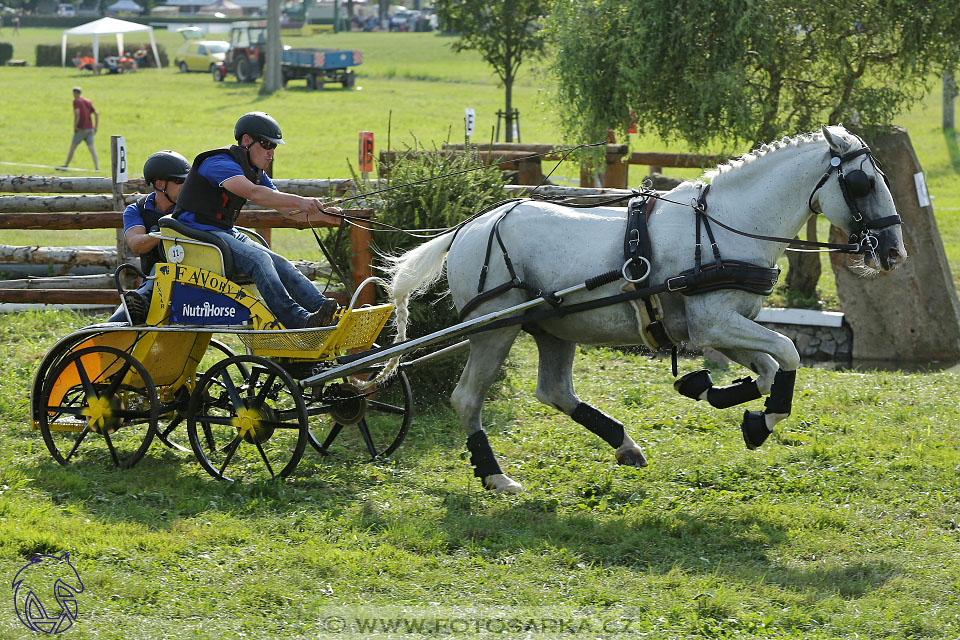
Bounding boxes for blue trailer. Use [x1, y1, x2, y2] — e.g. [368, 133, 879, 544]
[214, 22, 362, 89]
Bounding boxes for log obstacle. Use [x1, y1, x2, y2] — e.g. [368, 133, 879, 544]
[0, 174, 375, 307]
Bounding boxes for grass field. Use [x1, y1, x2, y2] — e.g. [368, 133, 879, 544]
[2, 311, 960, 638]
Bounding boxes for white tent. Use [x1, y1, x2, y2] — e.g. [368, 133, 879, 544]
[61, 17, 162, 68]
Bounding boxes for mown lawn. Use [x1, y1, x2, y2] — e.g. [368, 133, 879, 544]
[1, 311, 960, 638]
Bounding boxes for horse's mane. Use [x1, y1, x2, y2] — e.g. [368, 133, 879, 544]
[698, 127, 851, 186]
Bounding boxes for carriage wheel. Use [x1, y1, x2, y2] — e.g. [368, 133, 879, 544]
[186, 355, 307, 481]
[306, 365, 413, 461]
[154, 339, 247, 453]
[39, 346, 159, 469]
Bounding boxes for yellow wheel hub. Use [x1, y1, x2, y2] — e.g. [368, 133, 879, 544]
[83, 394, 121, 434]
[233, 405, 275, 444]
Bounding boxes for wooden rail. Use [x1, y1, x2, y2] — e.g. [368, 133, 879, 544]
[0, 174, 376, 307]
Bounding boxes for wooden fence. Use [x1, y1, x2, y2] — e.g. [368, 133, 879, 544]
[0, 174, 375, 307]
[435, 143, 725, 188]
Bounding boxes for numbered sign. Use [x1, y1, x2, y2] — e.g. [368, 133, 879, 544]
[114, 136, 128, 183]
[464, 108, 476, 138]
[358, 131, 374, 173]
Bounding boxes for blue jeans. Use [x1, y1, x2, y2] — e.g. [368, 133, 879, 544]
[213, 228, 327, 329]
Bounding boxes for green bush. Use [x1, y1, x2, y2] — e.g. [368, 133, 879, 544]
[368, 140, 508, 399]
[36, 43, 169, 67]
[0, 43, 12, 66]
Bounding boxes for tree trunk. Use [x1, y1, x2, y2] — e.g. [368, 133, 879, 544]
[261, 0, 284, 94]
[944, 69, 957, 131]
[504, 76, 514, 143]
[785, 217, 821, 303]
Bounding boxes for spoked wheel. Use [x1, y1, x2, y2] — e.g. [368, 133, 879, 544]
[186, 355, 307, 481]
[154, 339, 245, 453]
[306, 365, 413, 461]
[39, 346, 159, 469]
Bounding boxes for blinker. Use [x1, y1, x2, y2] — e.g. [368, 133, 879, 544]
[845, 169, 875, 199]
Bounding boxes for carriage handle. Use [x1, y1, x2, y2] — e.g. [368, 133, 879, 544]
[347, 277, 391, 310]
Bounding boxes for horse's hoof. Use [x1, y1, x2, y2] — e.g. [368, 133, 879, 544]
[616, 445, 648, 467]
[741, 410, 771, 450]
[483, 473, 524, 494]
[674, 369, 713, 400]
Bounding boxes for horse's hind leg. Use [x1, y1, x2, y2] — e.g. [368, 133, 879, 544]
[532, 332, 648, 468]
[452, 326, 523, 493]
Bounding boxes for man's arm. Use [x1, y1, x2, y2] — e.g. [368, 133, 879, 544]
[92, 108, 99, 132]
[74, 107, 81, 131]
[124, 226, 159, 255]
[222, 175, 340, 222]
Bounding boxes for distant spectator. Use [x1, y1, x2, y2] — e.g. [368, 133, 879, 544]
[119, 52, 136, 72]
[13, 16, 19, 34]
[133, 44, 149, 66]
[60, 87, 99, 171]
[73, 54, 99, 74]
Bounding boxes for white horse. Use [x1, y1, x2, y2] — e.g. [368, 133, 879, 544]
[385, 125, 907, 493]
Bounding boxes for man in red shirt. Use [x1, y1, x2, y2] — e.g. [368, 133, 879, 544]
[60, 87, 99, 171]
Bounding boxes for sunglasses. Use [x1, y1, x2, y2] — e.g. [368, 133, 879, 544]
[255, 137, 278, 151]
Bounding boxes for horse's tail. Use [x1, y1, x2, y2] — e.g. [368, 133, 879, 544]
[359, 233, 455, 387]
[382, 232, 456, 343]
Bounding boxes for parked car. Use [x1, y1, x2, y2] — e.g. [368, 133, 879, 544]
[174, 27, 229, 73]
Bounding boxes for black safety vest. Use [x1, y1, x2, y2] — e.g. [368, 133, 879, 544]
[132, 195, 166, 276]
[173, 145, 263, 230]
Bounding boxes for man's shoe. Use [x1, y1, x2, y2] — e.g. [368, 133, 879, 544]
[304, 299, 340, 328]
[123, 291, 148, 325]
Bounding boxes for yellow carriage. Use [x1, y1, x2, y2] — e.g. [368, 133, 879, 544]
[30, 216, 412, 481]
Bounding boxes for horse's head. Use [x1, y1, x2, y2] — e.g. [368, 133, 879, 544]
[811, 124, 907, 272]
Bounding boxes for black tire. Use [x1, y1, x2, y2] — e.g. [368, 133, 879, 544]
[186, 355, 307, 481]
[235, 55, 253, 82]
[212, 65, 224, 82]
[305, 73, 317, 90]
[154, 339, 245, 453]
[39, 346, 158, 469]
[306, 366, 413, 461]
[179, 61, 188, 73]
[342, 71, 355, 88]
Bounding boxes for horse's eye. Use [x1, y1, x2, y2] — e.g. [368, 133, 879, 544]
[845, 170, 875, 198]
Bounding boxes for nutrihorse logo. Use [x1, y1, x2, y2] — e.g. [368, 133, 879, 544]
[12, 553, 84, 634]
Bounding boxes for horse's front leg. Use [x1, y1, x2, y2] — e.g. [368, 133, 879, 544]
[531, 331, 647, 467]
[683, 305, 800, 449]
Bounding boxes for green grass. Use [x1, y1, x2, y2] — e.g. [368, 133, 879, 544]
[2, 311, 960, 638]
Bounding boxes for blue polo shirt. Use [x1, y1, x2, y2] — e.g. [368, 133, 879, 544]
[122, 191, 159, 233]
[176, 154, 277, 232]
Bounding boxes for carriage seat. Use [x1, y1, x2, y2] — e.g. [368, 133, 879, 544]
[156, 215, 269, 285]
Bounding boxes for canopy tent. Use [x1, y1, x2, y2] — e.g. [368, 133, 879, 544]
[107, 0, 145, 13]
[61, 17, 162, 68]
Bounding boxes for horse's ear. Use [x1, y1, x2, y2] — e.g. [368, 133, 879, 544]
[821, 124, 847, 154]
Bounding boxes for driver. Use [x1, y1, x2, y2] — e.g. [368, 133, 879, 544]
[173, 112, 340, 328]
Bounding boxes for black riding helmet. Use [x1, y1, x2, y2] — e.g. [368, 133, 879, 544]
[234, 111, 285, 145]
[142, 150, 190, 186]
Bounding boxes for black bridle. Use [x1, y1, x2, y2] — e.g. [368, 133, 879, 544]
[807, 139, 902, 256]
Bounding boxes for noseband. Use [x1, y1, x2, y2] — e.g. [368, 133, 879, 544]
[807, 139, 902, 255]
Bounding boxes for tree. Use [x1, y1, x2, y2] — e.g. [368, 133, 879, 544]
[435, 0, 546, 142]
[545, 0, 960, 302]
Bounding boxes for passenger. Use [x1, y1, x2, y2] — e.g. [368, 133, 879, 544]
[172, 111, 340, 329]
[109, 151, 191, 324]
